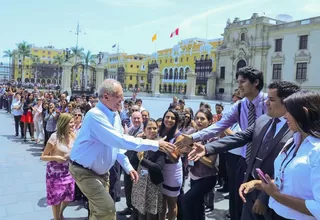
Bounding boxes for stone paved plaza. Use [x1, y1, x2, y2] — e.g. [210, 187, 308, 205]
[0, 110, 229, 220]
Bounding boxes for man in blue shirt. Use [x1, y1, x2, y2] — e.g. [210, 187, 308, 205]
[69, 79, 175, 220]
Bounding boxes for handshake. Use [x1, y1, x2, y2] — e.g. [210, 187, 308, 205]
[158, 134, 205, 163]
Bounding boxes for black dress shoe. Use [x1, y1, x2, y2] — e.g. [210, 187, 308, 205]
[118, 207, 132, 216]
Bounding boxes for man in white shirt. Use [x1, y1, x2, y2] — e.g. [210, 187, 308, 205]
[69, 79, 175, 220]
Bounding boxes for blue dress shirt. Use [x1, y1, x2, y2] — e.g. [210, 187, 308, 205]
[192, 91, 267, 158]
[70, 101, 159, 175]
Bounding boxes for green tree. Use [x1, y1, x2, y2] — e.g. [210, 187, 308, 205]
[82, 50, 96, 88]
[53, 55, 65, 85]
[2, 49, 17, 79]
[16, 41, 32, 82]
[70, 46, 84, 64]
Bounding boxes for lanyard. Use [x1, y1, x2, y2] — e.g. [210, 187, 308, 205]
[278, 144, 296, 178]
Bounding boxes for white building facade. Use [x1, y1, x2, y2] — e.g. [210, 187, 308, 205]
[215, 14, 320, 100]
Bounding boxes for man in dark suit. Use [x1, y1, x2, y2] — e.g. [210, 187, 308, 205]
[188, 81, 300, 220]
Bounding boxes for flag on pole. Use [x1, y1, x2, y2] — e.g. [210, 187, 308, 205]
[152, 34, 157, 42]
[112, 44, 116, 48]
[170, 28, 179, 38]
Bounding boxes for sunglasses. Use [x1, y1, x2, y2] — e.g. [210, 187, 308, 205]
[132, 109, 139, 112]
[74, 114, 82, 117]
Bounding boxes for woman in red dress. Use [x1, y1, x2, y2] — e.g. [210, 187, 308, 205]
[21, 93, 35, 141]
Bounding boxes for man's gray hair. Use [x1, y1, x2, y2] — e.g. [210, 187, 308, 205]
[98, 79, 121, 100]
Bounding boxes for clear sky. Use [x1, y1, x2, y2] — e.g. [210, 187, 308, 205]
[1, 0, 319, 63]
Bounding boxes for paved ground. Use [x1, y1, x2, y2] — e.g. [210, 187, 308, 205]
[0, 110, 229, 220]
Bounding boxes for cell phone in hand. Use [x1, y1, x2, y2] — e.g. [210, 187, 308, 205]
[256, 168, 269, 183]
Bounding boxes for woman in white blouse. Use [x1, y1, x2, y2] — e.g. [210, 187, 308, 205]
[239, 91, 320, 220]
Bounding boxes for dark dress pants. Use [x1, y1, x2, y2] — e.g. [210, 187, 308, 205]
[225, 152, 242, 220]
[183, 175, 217, 220]
[240, 190, 265, 220]
[218, 152, 229, 188]
[14, 115, 24, 136]
[235, 157, 247, 220]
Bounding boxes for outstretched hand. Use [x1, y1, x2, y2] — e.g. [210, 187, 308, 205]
[174, 133, 193, 148]
[187, 142, 206, 161]
[158, 136, 176, 154]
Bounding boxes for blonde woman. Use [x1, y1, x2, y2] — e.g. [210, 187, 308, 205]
[41, 113, 76, 220]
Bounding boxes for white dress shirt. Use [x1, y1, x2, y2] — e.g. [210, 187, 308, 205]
[11, 99, 23, 116]
[70, 101, 159, 175]
[269, 133, 320, 220]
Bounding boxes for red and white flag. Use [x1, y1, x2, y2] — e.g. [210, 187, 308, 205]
[170, 28, 179, 38]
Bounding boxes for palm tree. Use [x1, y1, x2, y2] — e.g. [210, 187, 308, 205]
[31, 55, 40, 83]
[82, 50, 96, 89]
[16, 41, 32, 82]
[2, 49, 17, 79]
[70, 46, 84, 64]
[53, 55, 65, 85]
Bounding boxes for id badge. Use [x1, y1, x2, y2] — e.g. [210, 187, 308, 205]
[141, 169, 149, 176]
[188, 160, 194, 166]
[275, 171, 283, 190]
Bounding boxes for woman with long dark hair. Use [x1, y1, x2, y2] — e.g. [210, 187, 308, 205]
[240, 91, 320, 220]
[21, 93, 35, 141]
[158, 109, 183, 220]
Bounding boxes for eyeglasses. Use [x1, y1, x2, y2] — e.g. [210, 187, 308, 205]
[132, 109, 139, 112]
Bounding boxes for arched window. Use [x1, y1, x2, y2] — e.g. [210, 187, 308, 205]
[174, 69, 178, 79]
[179, 68, 183, 79]
[169, 69, 173, 79]
[164, 69, 168, 79]
[47, 79, 51, 84]
[241, 33, 246, 41]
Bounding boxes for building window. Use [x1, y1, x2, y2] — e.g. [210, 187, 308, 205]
[160, 60, 162, 64]
[296, 62, 307, 80]
[186, 57, 189, 62]
[180, 58, 183, 62]
[272, 64, 282, 80]
[48, 61, 51, 64]
[130, 65, 133, 68]
[48, 51, 51, 55]
[137, 65, 139, 68]
[220, 66, 225, 79]
[194, 56, 197, 61]
[299, 35, 308, 50]
[165, 59, 167, 63]
[141, 76, 143, 80]
[241, 33, 246, 41]
[275, 39, 282, 52]
[170, 59, 172, 63]
[130, 76, 132, 80]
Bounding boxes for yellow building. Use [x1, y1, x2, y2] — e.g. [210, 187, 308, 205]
[145, 37, 221, 95]
[12, 46, 64, 84]
[104, 53, 149, 91]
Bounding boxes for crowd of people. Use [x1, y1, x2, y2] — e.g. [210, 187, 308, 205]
[2, 66, 320, 220]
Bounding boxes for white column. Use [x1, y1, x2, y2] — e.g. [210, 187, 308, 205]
[95, 64, 105, 93]
[185, 69, 196, 99]
[206, 72, 217, 100]
[61, 62, 72, 95]
[151, 68, 161, 97]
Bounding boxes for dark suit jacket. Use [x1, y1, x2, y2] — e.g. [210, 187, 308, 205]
[205, 114, 293, 205]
